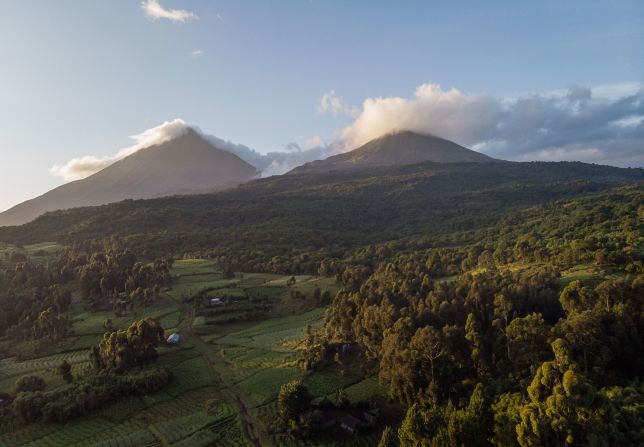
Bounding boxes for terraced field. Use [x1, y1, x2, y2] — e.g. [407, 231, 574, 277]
[0, 259, 383, 446]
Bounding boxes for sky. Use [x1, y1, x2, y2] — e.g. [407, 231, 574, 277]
[0, 0, 643, 211]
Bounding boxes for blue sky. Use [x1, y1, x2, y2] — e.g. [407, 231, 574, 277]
[0, 0, 643, 211]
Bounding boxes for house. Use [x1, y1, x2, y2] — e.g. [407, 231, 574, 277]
[340, 414, 361, 433]
[167, 333, 180, 344]
[210, 298, 223, 306]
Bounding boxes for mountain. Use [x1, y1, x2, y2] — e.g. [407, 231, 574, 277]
[0, 129, 258, 226]
[289, 131, 494, 174]
[0, 160, 641, 262]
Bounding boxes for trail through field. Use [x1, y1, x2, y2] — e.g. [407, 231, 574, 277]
[176, 298, 263, 447]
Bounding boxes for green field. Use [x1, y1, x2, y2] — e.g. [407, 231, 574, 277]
[0, 259, 382, 446]
[0, 242, 64, 257]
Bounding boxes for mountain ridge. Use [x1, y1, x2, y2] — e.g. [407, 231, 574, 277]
[0, 129, 258, 226]
[289, 131, 494, 174]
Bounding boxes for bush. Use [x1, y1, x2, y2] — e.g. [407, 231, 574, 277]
[277, 380, 312, 422]
[14, 375, 46, 393]
[57, 360, 73, 383]
[10, 367, 172, 424]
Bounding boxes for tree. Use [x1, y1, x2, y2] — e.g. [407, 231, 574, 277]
[277, 380, 312, 422]
[398, 404, 431, 446]
[414, 325, 446, 387]
[90, 317, 165, 372]
[461, 383, 493, 447]
[398, 403, 453, 447]
[14, 375, 46, 393]
[378, 426, 397, 447]
[465, 312, 488, 375]
[103, 318, 113, 331]
[57, 360, 73, 383]
[559, 281, 594, 315]
[506, 313, 550, 383]
[516, 339, 610, 446]
[31, 307, 70, 341]
[492, 393, 523, 447]
[493, 293, 514, 362]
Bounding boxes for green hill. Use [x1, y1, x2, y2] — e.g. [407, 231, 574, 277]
[0, 161, 640, 272]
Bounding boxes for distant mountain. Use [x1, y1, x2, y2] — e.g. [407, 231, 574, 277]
[0, 129, 258, 226]
[289, 131, 494, 174]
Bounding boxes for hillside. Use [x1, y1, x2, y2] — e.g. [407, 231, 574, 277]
[0, 160, 640, 270]
[290, 131, 494, 174]
[0, 129, 258, 226]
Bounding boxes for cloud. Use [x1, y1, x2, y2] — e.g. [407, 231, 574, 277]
[50, 119, 191, 181]
[303, 135, 323, 150]
[317, 90, 358, 117]
[50, 119, 333, 182]
[202, 134, 335, 177]
[189, 49, 203, 57]
[49, 82, 644, 185]
[141, 0, 198, 23]
[340, 82, 644, 167]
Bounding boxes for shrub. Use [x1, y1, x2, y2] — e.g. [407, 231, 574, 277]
[14, 375, 46, 393]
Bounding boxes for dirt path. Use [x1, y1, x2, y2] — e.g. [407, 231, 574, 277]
[176, 300, 263, 447]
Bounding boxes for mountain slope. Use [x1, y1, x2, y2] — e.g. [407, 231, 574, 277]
[290, 131, 493, 174]
[0, 129, 258, 226]
[0, 161, 641, 267]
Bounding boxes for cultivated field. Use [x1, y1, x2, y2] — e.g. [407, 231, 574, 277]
[0, 258, 386, 446]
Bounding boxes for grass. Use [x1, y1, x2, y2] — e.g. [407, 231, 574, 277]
[164, 356, 214, 397]
[72, 301, 177, 336]
[170, 259, 218, 276]
[0, 242, 64, 259]
[560, 263, 603, 286]
[304, 367, 366, 400]
[235, 367, 302, 407]
[0, 351, 89, 390]
[338, 376, 387, 403]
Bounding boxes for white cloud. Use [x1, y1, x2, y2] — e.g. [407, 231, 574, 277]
[341, 84, 500, 149]
[317, 90, 358, 117]
[189, 49, 203, 57]
[339, 82, 644, 167]
[50, 119, 191, 181]
[50, 118, 333, 182]
[203, 134, 335, 177]
[614, 115, 644, 128]
[302, 135, 323, 150]
[591, 82, 644, 100]
[141, 0, 198, 23]
[48, 82, 644, 185]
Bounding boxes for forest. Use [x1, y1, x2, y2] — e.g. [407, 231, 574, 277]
[0, 161, 641, 446]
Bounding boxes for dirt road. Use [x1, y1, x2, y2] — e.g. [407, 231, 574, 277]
[176, 300, 263, 447]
